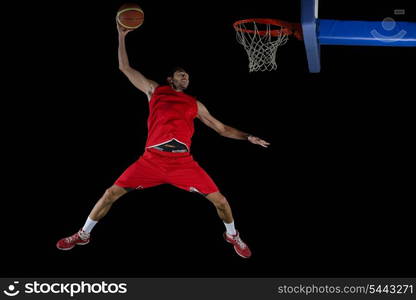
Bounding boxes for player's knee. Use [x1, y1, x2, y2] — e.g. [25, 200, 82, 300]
[103, 187, 123, 203]
[213, 196, 228, 210]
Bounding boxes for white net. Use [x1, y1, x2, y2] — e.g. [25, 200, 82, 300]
[235, 21, 289, 72]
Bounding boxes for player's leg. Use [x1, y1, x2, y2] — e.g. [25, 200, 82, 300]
[205, 191, 252, 259]
[168, 156, 252, 258]
[88, 185, 128, 221]
[205, 191, 234, 224]
[56, 185, 128, 250]
[56, 151, 164, 251]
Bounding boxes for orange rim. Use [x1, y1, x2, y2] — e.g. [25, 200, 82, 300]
[233, 18, 302, 39]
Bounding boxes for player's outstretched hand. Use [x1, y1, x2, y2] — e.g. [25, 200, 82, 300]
[248, 135, 270, 148]
[116, 18, 132, 36]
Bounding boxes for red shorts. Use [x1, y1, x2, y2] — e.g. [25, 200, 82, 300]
[114, 148, 219, 195]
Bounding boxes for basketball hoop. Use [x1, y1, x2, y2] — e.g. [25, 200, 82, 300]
[233, 18, 303, 72]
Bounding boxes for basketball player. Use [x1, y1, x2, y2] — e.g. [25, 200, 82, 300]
[56, 22, 270, 259]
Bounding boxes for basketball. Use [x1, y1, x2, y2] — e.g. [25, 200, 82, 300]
[117, 3, 144, 30]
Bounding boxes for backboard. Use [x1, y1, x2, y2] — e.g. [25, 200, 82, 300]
[301, 0, 416, 72]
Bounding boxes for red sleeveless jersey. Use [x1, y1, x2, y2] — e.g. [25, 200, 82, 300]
[145, 85, 198, 151]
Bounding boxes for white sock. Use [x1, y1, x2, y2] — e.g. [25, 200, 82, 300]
[224, 221, 236, 236]
[82, 217, 98, 234]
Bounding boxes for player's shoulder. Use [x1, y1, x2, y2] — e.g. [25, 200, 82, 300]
[196, 100, 208, 113]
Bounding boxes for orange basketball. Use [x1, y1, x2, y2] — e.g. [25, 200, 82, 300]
[117, 3, 144, 30]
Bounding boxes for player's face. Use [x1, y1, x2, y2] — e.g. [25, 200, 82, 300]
[171, 71, 189, 90]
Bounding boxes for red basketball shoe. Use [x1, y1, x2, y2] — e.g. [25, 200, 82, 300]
[56, 230, 90, 250]
[224, 231, 252, 258]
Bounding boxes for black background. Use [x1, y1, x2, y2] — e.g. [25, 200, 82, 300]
[3, 0, 415, 278]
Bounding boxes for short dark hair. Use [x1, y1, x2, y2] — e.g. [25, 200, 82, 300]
[166, 66, 187, 78]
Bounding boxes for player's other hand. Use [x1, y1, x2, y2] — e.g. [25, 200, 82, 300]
[248, 135, 270, 148]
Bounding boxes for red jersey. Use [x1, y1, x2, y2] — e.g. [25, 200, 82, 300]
[145, 85, 198, 151]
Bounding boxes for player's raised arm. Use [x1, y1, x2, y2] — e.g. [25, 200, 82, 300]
[117, 22, 159, 100]
[196, 101, 270, 148]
